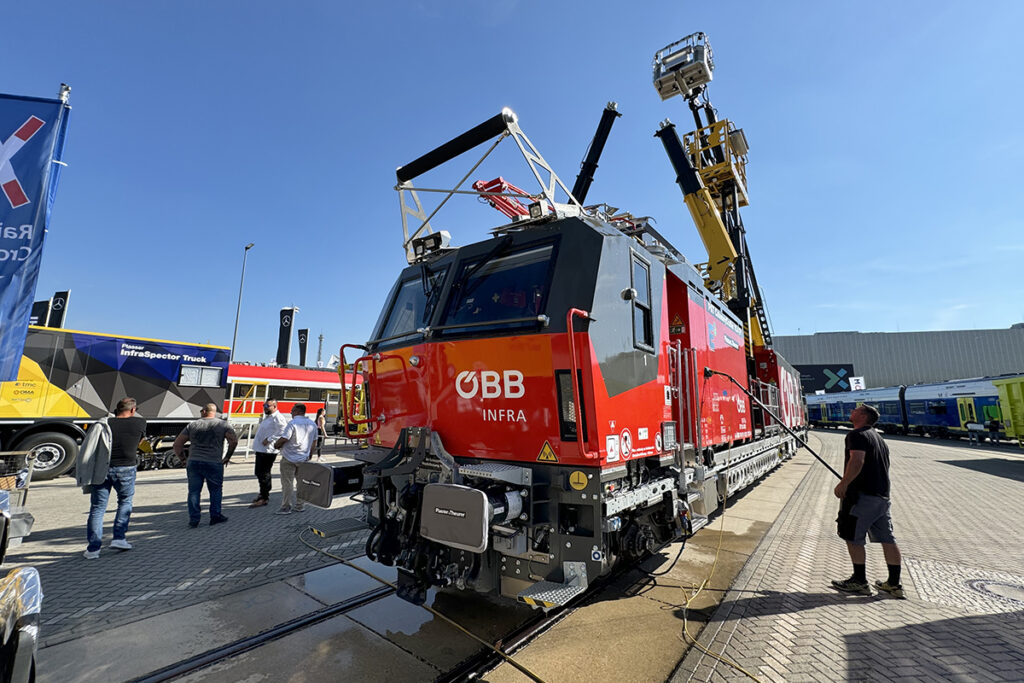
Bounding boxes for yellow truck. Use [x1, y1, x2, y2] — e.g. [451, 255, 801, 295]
[0, 326, 229, 480]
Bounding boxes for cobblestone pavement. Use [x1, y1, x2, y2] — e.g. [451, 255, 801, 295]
[6, 445, 366, 648]
[674, 431, 1024, 683]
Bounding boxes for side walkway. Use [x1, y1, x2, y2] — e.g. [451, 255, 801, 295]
[673, 431, 1024, 683]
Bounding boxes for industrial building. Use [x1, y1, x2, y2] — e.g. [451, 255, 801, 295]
[773, 324, 1024, 392]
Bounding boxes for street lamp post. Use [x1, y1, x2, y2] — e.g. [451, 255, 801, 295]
[230, 243, 255, 365]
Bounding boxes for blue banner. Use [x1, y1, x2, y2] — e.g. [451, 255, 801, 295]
[0, 93, 71, 381]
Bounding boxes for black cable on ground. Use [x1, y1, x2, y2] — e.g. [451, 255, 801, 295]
[642, 539, 688, 577]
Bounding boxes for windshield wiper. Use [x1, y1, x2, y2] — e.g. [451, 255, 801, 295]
[452, 236, 515, 300]
[419, 264, 445, 324]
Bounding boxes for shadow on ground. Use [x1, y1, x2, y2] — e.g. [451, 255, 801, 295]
[941, 458, 1024, 483]
[844, 612, 1024, 681]
[653, 586, 1024, 681]
[662, 589, 879, 622]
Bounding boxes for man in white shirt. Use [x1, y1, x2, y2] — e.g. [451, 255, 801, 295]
[272, 403, 318, 515]
[249, 399, 290, 507]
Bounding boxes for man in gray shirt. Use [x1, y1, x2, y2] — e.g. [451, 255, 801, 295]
[173, 403, 238, 528]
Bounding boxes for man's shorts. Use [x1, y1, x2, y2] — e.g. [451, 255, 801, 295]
[838, 493, 896, 546]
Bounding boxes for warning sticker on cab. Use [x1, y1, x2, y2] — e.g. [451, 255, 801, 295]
[537, 441, 558, 463]
[605, 435, 620, 463]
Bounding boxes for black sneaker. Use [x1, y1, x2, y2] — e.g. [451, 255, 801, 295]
[210, 515, 229, 526]
[831, 577, 871, 595]
[188, 520, 199, 528]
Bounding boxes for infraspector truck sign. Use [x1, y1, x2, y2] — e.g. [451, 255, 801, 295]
[0, 327, 229, 422]
[0, 91, 72, 381]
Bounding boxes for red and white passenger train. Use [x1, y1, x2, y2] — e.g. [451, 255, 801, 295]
[225, 364, 359, 423]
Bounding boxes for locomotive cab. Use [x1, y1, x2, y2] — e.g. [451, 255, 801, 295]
[342, 213, 768, 608]
[318, 103, 805, 609]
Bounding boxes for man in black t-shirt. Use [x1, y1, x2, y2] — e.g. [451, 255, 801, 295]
[84, 397, 147, 559]
[830, 404, 905, 598]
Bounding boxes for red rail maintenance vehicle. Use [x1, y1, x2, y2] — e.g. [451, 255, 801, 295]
[322, 33, 806, 608]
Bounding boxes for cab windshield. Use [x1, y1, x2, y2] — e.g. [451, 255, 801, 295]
[440, 243, 555, 336]
[374, 265, 447, 345]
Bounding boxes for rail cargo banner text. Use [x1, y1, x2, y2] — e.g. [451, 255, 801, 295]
[0, 92, 71, 381]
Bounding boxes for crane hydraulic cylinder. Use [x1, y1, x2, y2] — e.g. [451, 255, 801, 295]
[654, 120, 737, 287]
[571, 102, 622, 205]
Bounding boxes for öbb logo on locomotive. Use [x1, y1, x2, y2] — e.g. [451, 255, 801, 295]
[454, 369, 525, 400]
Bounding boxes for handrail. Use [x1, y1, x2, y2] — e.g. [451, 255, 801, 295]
[338, 345, 364, 439]
[566, 309, 598, 460]
[339, 344, 380, 440]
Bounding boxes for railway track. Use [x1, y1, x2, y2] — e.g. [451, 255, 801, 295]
[121, 533, 574, 683]
[124, 518, 698, 682]
[436, 603, 570, 682]
[129, 575, 394, 682]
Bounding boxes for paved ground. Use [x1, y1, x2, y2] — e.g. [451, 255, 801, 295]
[6, 440, 366, 648]
[10, 431, 1024, 681]
[486, 443, 813, 683]
[673, 430, 1024, 683]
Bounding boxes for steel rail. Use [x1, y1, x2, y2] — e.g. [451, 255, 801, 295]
[129, 582, 394, 683]
[435, 605, 571, 683]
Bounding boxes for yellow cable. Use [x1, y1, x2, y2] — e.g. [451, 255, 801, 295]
[299, 531, 547, 683]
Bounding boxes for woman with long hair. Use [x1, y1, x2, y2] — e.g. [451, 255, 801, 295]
[315, 408, 327, 460]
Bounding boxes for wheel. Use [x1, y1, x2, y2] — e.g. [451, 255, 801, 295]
[17, 432, 78, 481]
[162, 450, 186, 469]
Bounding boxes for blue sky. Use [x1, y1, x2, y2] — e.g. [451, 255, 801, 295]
[7, 1, 1024, 363]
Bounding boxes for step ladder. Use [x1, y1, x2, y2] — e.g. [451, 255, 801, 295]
[308, 517, 370, 539]
[516, 561, 588, 610]
[689, 514, 710, 533]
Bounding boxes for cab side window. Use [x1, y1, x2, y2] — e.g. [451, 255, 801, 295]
[631, 254, 653, 351]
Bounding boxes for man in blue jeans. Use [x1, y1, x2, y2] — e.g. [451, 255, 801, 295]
[173, 403, 238, 528]
[85, 397, 147, 559]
